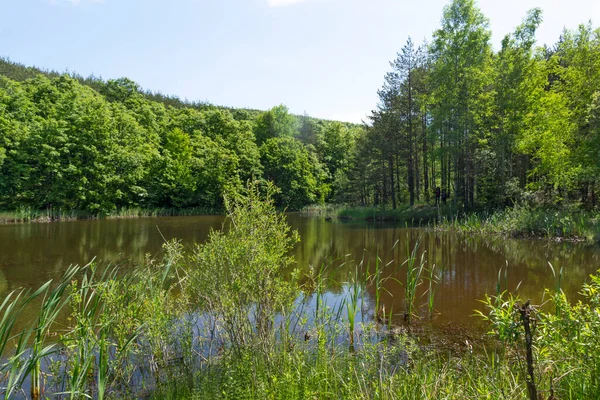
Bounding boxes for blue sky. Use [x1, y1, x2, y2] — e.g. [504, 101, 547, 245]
[1, 0, 598, 123]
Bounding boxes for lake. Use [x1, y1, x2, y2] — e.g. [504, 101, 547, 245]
[1, 213, 599, 338]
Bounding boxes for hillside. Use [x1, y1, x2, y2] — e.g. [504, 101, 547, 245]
[0, 58, 362, 213]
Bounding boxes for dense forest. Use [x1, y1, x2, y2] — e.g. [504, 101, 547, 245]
[358, 1, 600, 211]
[1, 0, 599, 215]
[0, 59, 361, 212]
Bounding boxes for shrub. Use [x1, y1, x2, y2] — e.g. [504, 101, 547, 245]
[189, 181, 300, 355]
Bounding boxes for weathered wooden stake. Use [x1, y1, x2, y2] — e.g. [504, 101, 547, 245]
[519, 300, 537, 400]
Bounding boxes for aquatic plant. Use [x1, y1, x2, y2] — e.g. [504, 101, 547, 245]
[404, 239, 425, 322]
[189, 181, 300, 355]
[426, 264, 441, 318]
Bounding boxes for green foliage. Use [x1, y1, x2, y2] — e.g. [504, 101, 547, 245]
[190, 182, 300, 354]
[1, 62, 362, 216]
[478, 270, 600, 399]
[253, 104, 298, 145]
[260, 137, 327, 210]
[348, 2, 599, 213]
[538, 275, 600, 397]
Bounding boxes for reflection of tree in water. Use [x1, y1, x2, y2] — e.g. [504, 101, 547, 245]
[74, 219, 152, 269]
[468, 235, 599, 297]
[0, 216, 223, 291]
[1, 215, 598, 333]
[285, 216, 600, 329]
[0, 269, 7, 295]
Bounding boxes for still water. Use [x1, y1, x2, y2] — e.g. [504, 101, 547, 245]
[0, 213, 599, 334]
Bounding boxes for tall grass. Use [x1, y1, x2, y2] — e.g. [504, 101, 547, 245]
[345, 263, 362, 350]
[403, 240, 426, 322]
[366, 249, 398, 326]
[0, 207, 86, 223]
[437, 205, 600, 242]
[426, 264, 441, 318]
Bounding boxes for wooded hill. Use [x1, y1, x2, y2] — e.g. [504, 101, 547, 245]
[0, 58, 362, 212]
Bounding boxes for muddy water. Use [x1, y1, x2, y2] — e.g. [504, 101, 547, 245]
[0, 213, 599, 334]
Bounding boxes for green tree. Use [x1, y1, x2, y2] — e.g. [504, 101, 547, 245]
[430, 0, 494, 208]
[484, 8, 543, 205]
[260, 137, 322, 210]
[253, 105, 298, 145]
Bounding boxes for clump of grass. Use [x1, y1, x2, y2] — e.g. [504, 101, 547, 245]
[437, 204, 600, 242]
[403, 240, 426, 323]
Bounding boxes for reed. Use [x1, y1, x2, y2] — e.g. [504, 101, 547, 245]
[372, 252, 382, 320]
[426, 264, 441, 318]
[0, 285, 51, 398]
[0, 206, 218, 224]
[547, 262, 563, 295]
[28, 264, 80, 400]
[345, 263, 361, 350]
[404, 240, 425, 323]
[436, 205, 600, 242]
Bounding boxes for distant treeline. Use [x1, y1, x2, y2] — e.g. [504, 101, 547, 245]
[0, 58, 362, 212]
[355, 1, 600, 210]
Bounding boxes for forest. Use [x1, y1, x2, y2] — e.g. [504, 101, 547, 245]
[358, 3, 599, 212]
[1, 0, 599, 216]
[0, 59, 362, 213]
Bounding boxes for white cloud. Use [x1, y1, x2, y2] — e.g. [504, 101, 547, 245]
[268, 0, 310, 8]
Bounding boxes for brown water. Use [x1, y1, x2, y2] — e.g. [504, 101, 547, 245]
[1, 213, 599, 336]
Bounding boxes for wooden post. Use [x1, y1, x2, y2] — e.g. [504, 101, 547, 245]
[519, 300, 537, 400]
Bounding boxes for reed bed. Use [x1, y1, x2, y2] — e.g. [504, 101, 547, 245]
[0, 206, 217, 224]
[437, 205, 600, 242]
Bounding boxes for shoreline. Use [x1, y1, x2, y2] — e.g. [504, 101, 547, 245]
[302, 204, 600, 243]
[4, 204, 599, 244]
[0, 207, 219, 225]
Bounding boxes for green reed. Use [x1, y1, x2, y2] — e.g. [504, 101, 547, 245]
[0, 284, 53, 399]
[404, 240, 425, 323]
[426, 264, 441, 318]
[547, 262, 563, 295]
[346, 263, 361, 350]
[547, 262, 564, 316]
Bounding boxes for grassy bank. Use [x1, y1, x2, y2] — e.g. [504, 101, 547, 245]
[0, 206, 217, 224]
[302, 204, 458, 225]
[438, 205, 600, 242]
[303, 203, 600, 242]
[1, 187, 599, 399]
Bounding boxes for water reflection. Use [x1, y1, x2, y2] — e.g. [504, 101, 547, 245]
[0, 214, 598, 333]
